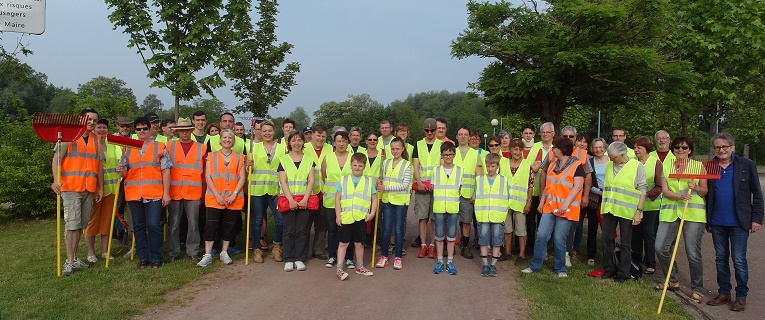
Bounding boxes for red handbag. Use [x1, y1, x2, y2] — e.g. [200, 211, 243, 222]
[277, 194, 319, 212]
[411, 180, 433, 192]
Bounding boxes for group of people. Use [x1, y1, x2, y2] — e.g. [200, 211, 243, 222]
[52, 109, 762, 312]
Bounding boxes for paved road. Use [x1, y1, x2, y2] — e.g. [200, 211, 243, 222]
[138, 212, 528, 320]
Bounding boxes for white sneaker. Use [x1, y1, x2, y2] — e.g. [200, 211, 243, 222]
[197, 254, 213, 267]
[587, 259, 595, 266]
[565, 252, 572, 267]
[346, 259, 355, 269]
[324, 257, 337, 268]
[284, 262, 294, 272]
[62, 261, 75, 276]
[558, 272, 568, 278]
[220, 251, 233, 265]
[521, 267, 535, 274]
[294, 261, 306, 271]
[72, 258, 90, 269]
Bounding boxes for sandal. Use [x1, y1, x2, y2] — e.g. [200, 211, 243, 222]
[152, 261, 162, 269]
[654, 282, 680, 292]
[691, 291, 704, 304]
[138, 260, 150, 269]
[644, 267, 655, 275]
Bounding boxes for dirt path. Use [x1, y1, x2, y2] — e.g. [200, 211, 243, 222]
[138, 213, 529, 320]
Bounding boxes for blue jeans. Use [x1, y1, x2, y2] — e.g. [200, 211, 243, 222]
[380, 203, 407, 258]
[655, 220, 705, 291]
[128, 200, 163, 263]
[477, 222, 503, 246]
[530, 213, 572, 273]
[434, 213, 458, 241]
[249, 195, 283, 245]
[711, 225, 750, 299]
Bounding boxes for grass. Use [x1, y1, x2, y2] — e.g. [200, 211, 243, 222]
[513, 230, 694, 320]
[0, 219, 223, 320]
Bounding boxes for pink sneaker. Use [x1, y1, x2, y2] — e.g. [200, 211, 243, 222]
[337, 269, 348, 281]
[393, 257, 403, 270]
[356, 267, 374, 276]
[375, 256, 388, 268]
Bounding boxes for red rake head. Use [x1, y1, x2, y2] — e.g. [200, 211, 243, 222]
[106, 134, 143, 149]
[667, 158, 721, 180]
[31, 112, 88, 142]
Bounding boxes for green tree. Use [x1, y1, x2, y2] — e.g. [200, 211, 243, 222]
[451, 0, 693, 129]
[286, 106, 311, 130]
[68, 76, 139, 121]
[139, 94, 165, 115]
[158, 98, 230, 123]
[0, 58, 56, 119]
[223, 0, 300, 116]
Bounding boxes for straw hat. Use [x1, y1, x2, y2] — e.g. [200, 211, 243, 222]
[174, 117, 194, 130]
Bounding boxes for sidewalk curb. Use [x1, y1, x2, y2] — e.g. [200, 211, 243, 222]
[666, 288, 718, 320]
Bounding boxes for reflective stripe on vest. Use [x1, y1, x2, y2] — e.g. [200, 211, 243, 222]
[601, 160, 642, 219]
[103, 142, 122, 196]
[168, 140, 205, 200]
[542, 160, 582, 221]
[659, 159, 706, 223]
[382, 158, 411, 206]
[528, 142, 549, 196]
[339, 175, 373, 224]
[507, 159, 531, 212]
[363, 152, 385, 185]
[60, 135, 100, 193]
[249, 142, 286, 196]
[304, 142, 332, 195]
[279, 153, 314, 196]
[323, 152, 352, 208]
[474, 175, 510, 223]
[205, 151, 245, 210]
[433, 166, 462, 214]
[124, 141, 164, 201]
[416, 140, 442, 180]
[454, 147, 480, 198]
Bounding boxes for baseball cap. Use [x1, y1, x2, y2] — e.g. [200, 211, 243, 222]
[144, 112, 160, 122]
[97, 117, 109, 125]
[303, 126, 313, 134]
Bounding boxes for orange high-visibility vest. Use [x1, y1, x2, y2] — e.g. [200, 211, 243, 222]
[542, 160, 582, 221]
[168, 141, 206, 200]
[124, 142, 165, 201]
[60, 135, 100, 193]
[205, 151, 245, 210]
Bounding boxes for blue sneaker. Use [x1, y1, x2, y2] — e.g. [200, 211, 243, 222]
[489, 265, 497, 277]
[227, 247, 242, 255]
[481, 265, 490, 277]
[433, 260, 444, 274]
[446, 261, 457, 275]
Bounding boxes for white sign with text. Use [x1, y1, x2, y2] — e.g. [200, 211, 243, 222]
[0, 0, 45, 35]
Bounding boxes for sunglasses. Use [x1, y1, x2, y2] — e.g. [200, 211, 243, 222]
[424, 129, 436, 133]
[673, 145, 689, 150]
[563, 135, 575, 139]
[488, 143, 500, 147]
[367, 138, 378, 141]
[135, 127, 149, 131]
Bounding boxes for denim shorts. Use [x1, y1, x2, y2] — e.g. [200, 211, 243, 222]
[477, 222, 503, 246]
[434, 213, 459, 241]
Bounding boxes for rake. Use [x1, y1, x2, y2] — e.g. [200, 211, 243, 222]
[104, 135, 143, 269]
[31, 112, 88, 277]
[371, 149, 386, 268]
[657, 157, 720, 314]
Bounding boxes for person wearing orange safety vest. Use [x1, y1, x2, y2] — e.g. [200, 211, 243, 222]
[522, 137, 585, 278]
[51, 108, 103, 276]
[196, 129, 246, 267]
[117, 116, 172, 270]
[166, 117, 207, 262]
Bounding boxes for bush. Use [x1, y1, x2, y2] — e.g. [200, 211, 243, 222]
[0, 119, 56, 218]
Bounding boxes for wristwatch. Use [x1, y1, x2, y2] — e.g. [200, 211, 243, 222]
[636, 208, 643, 213]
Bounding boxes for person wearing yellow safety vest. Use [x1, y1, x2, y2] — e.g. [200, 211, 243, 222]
[322, 131, 354, 268]
[348, 127, 366, 154]
[277, 130, 315, 272]
[520, 124, 536, 159]
[114, 116, 134, 248]
[600, 142, 647, 283]
[631, 137, 664, 276]
[474, 153, 511, 277]
[375, 138, 412, 270]
[362, 132, 384, 248]
[117, 116, 172, 270]
[611, 128, 636, 159]
[522, 137, 584, 278]
[84, 117, 113, 264]
[454, 127, 483, 260]
[502, 139, 533, 265]
[654, 137, 708, 302]
[412, 118, 443, 259]
[247, 120, 287, 263]
[650, 130, 676, 164]
[166, 118, 207, 262]
[277, 118, 295, 149]
[525, 122, 553, 253]
[160, 118, 177, 140]
[333, 153, 378, 280]
[389, 122, 415, 255]
[132, 112, 169, 143]
[303, 124, 332, 261]
[51, 108, 103, 276]
[431, 142, 463, 275]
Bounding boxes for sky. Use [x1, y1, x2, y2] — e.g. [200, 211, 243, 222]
[2, 0, 505, 120]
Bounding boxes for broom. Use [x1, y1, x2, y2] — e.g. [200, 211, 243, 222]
[104, 135, 143, 269]
[32, 112, 88, 277]
[245, 133, 254, 265]
[371, 149, 386, 268]
[657, 157, 720, 314]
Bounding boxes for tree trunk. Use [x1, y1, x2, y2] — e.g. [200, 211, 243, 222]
[174, 96, 180, 121]
[540, 94, 565, 131]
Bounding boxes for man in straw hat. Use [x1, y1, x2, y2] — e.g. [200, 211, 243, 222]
[166, 117, 207, 262]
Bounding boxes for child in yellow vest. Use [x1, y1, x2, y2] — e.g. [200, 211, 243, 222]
[432, 142, 462, 275]
[474, 153, 511, 277]
[334, 153, 378, 280]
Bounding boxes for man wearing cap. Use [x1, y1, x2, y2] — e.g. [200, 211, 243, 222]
[303, 126, 313, 143]
[166, 118, 206, 262]
[412, 118, 443, 258]
[133, 112, 168, 143]
[51, 108, 103, 276]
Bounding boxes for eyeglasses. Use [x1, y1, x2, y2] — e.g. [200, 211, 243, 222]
[541, 131, 554, 134]
[442, 154, 455, 158]
[713, 145, 731, 151]
[135, 127, 149, 131]
[563, 135, 575, 139]
[367, 138, 378, 141]
[424, 129, 435, 133]
[488, 144, 500, 147]
[673, 145, 689, 150]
